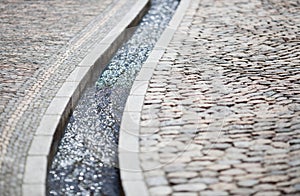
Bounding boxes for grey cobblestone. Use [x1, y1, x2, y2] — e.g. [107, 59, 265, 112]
[0, 0, 137, 195]
[139, 0, 300, 195]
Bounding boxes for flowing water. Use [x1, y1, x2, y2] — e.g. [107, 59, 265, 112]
[47, 0, 179, 195]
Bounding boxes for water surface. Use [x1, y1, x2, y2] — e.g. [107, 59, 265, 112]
[48, 0, 179, 195]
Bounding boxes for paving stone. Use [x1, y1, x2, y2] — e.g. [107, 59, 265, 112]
[189, 177, 218, 184]
[224, 152, 248, 160]
[138, 0, 300, 194]
[149, 186, 172, 195]
[170, 178, 188, 185]
[144, 169, 165, 178]
[211, 143, 232, 150]
[260, 175, 289, 183]
[219, 176, 233, 183]
[238, 179, 259, 187]
[253, 191, 281, 196]
[230, 188, 256, 195]
[200, 170, 218, 177]
[201, 191, 229, 196]
[210, 182, 237, 190]
[173, 183, 207, 192]
[233, 141, 253, 148]
[237, 164, 262, 172]
[220, 169, 247, 176]
[146, 176, 168, 187]
[168, 171, 198, 179]
[206, 164, 231, 171]
[0, 0, 139, 194]
[173, 193, 197, 196]
[202, 149, 225, 157]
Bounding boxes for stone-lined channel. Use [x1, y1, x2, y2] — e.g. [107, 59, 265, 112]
[47, 0, 179, 195]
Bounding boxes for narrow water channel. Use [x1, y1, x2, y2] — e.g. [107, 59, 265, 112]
[47, 0, 179, 195]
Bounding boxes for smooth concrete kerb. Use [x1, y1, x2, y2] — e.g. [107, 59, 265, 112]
[118, 0, 192, 195]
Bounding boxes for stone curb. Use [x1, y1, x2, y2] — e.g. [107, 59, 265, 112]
[21, 0, 150, 195]
[118, 0, 192, 195]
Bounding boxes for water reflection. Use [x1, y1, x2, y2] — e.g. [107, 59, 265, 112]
[48, 0, 179, 195]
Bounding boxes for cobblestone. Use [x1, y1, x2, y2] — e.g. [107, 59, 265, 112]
[149, 186, 172, 195]
[0, 0, 137, 195]
[139, 0, 300, 195]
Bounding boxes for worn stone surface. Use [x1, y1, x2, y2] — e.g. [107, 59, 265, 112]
[139, 0, 300, 195]
[0, 0, 137, 195]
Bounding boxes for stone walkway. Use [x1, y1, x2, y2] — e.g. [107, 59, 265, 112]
[0, 0, 137, 195]
[138, 0, 300, 195]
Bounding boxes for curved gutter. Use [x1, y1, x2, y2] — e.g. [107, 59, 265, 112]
[118, 0, 192, 195]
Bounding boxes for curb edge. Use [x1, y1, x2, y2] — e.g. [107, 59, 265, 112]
[118, 0, 192, 195]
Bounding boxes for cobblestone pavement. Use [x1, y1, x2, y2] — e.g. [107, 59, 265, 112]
[140, 0, 300, 195]
[0, 0, 137, 195]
